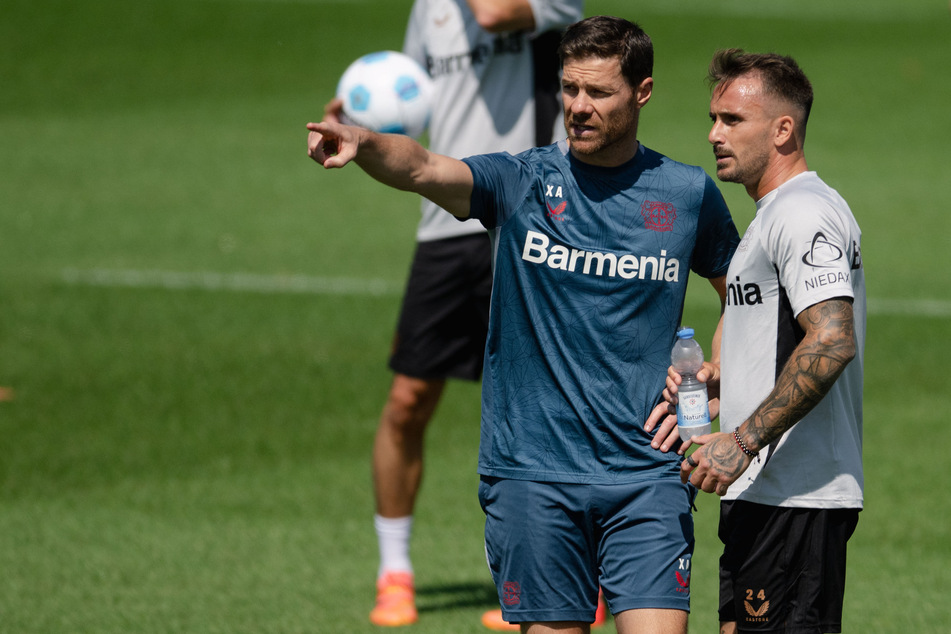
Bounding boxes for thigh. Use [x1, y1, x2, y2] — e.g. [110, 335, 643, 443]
[598, 479, 696, 615]
[614, 607, 687, 634]
[718, 501, 859, 633]
[479, 477, 600, 625]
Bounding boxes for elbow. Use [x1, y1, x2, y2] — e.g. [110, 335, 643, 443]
[469, 6, 534, 33]
[471, 9, 508, 32]
[844, 326, 857, 360]
[804, 298, 857, 369]
[832, 336, 857, 388]
[842, 336, 857, 367]
[835, 314, 858, 367]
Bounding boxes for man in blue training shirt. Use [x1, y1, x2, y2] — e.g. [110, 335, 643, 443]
[308, 16, 740, 634]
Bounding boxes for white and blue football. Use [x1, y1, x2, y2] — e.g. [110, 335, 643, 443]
[335, 51, 434, 139]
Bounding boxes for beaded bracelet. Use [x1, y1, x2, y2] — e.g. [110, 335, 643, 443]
[732, 429, 758, 458]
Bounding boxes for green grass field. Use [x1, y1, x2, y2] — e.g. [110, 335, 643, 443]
[2, 0, 949, 631]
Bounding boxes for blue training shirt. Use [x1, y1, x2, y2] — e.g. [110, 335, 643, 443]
[463, 141, 739, 484]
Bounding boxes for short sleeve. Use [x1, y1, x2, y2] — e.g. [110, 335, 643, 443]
[691, 173, 740, 279]
[463, 152, 534, 230]
[765, 192, 856, 316]
[526, 0, 585, 35]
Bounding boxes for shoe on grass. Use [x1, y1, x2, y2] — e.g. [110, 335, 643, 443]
[370, 571, 417, 627]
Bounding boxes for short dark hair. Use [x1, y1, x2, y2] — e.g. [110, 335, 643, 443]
[558, 16, 653, 89]
[708, 49, 813, 126]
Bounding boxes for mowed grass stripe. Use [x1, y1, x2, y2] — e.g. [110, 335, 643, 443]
[60, 267, 402, 297]
[60, 267, 951, 318]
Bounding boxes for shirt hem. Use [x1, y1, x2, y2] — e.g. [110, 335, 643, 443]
[478, 465, 680, 485]
[723, 491, 864, 509]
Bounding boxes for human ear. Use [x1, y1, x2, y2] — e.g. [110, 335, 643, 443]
[774, 114, 797, 148]
[635, 77, 653, 108]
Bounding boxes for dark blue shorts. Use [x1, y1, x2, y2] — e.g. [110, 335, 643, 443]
[479, 476, 696, 623]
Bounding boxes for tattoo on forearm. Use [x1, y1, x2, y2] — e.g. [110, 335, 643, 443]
[706, 434, 748, 480]
[746, 299, 856, 451]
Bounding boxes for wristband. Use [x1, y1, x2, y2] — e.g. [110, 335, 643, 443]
[732, 429, 758, 458]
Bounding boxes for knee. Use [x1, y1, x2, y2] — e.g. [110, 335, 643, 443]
[382, 377, 443, 432]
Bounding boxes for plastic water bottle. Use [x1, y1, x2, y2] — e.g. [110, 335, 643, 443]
[671, 327, 711, 441]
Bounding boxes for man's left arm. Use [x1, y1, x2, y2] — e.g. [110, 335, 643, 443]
[468, 0, 584, 34]
[466, 0, 536, 32]
[682, 297, 857, 495]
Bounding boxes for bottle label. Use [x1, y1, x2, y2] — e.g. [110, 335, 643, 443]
[677, 389, 710, 427]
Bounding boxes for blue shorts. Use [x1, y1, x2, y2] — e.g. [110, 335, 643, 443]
[479, 476, 696, 623]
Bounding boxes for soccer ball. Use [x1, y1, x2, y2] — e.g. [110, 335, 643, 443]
[335, 51, 434, 138]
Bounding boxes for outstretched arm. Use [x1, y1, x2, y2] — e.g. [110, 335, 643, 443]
[681, 297, 857, 495]
[306, 120, 475, 219]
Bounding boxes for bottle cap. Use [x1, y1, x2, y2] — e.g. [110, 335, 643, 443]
[677, 327, 695, 339]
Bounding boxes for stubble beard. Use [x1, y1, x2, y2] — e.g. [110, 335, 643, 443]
[715, 146, 770, 187]
[565, 109, 637, 158]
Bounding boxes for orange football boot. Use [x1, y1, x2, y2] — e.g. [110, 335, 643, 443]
[370, 571, 418, 627]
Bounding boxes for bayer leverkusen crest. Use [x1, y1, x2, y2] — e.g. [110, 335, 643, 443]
[640, 200, 677, 232]
[502, 581, 521, 606]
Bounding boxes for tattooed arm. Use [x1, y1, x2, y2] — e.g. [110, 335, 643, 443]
[741, 298, 857, 454]
[682, 297, 857, 496]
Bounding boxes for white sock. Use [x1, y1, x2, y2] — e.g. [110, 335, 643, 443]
[375, 514, 413, 578]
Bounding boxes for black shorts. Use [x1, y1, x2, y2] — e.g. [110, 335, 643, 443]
[388, 233, 492, 381]
[718, 500, 859, 633]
